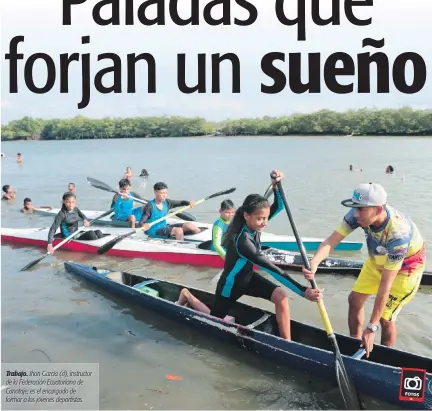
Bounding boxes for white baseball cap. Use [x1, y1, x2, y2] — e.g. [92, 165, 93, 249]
[341, 183, 387, 208]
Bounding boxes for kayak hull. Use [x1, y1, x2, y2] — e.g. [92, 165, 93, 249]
[33, 207, 363, 252]
[2, 227, 431, 285]
[1, 227, 224, 268]
[63, 262, 432, 410]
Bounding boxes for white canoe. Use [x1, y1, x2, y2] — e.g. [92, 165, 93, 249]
[32, 207, 363, 252]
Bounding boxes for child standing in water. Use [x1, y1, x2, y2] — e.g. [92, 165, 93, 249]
[124, 167, 133, 179]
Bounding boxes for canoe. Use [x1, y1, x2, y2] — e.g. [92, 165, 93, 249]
[32, 207, 363, 252]
[2, 227, 431, 285]
[63, 262, 432, 410]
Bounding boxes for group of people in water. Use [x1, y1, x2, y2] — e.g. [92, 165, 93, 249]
[41, 169, 425, 356]
[349, 164, 395, 174]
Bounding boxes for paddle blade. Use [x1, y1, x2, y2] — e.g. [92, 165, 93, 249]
[332, 341, 363, 410]
[20, 255, 47, 271]
[97, 237, 120, 255]
[176, 211, 196, 222]
[206, 187, 236, 200]
[87, 177, 116, 193]
[97, 231, 134, 255]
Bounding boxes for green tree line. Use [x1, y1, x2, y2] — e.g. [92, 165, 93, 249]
[1, 107, 431, 141]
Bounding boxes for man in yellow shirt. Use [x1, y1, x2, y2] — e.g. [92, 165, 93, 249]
[302, 183, 425, 356]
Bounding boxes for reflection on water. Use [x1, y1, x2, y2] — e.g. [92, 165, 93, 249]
[2, 137, 431, 409]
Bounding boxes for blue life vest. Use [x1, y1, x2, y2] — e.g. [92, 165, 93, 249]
[113, 192, 136, 221]
[146, 200, 169, 236]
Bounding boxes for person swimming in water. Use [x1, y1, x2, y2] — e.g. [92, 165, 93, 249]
[20, 198, 49, 214]
[386, 165, 394, 174]
[124, 167, 133, 179]
[139, 169, 149, 177]
[21, 198, 34, 214]
[68, 183, 76, 193]
[2, 185, 17, 201]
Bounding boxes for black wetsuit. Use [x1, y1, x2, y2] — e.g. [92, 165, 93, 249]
[210, 189, 307, 318]
[47, 207, 103, 243]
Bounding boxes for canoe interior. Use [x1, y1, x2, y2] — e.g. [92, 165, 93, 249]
[86, 265, 432, 374]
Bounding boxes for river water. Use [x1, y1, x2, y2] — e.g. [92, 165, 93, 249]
[1, 136, 431, 409]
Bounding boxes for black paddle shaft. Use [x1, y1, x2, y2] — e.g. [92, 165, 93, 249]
[270, 173, 318, 288]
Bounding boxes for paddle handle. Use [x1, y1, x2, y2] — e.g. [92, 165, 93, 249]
[272, 174, 334, 336]
[134, 187, 235, 233]
[122, 192, 146, 205]
[51, 209, 112, 252]
[135, 199, 204, 233]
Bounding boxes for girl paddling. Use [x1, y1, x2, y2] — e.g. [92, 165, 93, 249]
[47, 192, 104, 254]
[210, 170, 322, 340]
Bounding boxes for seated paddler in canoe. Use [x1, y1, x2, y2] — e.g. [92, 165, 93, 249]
[47, 192, 104, 254]
[211, 199, 236, 259]
[176, 171, 322, 341]
[110, 178, 145, 228]
[138, 182, 200, 241]
[302, 183, 426, 357]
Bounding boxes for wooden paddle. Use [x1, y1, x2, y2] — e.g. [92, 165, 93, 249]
[20, 208, 114, 271]
[87, 177, 197, 222]
[271, 173, 363, 410]
[97, 187, 237, 255]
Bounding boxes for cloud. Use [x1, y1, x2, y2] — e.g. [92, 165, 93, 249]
[1, 100, 12, 109]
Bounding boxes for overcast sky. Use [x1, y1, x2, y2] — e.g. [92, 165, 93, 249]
[1, 0, 431, 123]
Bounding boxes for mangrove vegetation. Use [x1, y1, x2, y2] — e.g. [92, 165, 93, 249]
[1, 107, 431, 141]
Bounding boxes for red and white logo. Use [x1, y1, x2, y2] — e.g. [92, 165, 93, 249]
[399, 368, 426, 403]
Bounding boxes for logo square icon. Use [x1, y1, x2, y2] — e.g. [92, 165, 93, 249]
[399, 368, 426, 402]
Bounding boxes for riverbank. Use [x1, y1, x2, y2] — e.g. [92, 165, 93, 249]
[2, 107, 431, 141]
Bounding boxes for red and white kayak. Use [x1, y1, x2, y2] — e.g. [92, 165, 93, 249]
[3, 226, 431, 285]
[1, 226, 225, 268]
[32, 207, 363, 252]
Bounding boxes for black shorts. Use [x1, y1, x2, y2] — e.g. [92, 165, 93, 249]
[154, 226, 175, 238]
[76, 230, 104, 241]
[210, 272, 278, 319]
[154, 222, 186, 238]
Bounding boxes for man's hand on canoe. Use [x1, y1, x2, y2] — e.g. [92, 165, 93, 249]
[361, 328, 375, 358]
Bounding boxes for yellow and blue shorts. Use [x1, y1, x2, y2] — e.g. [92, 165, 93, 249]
[352, 258, 424, 322]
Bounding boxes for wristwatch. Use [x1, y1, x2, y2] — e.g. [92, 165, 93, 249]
[367, 323, 380, 333]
